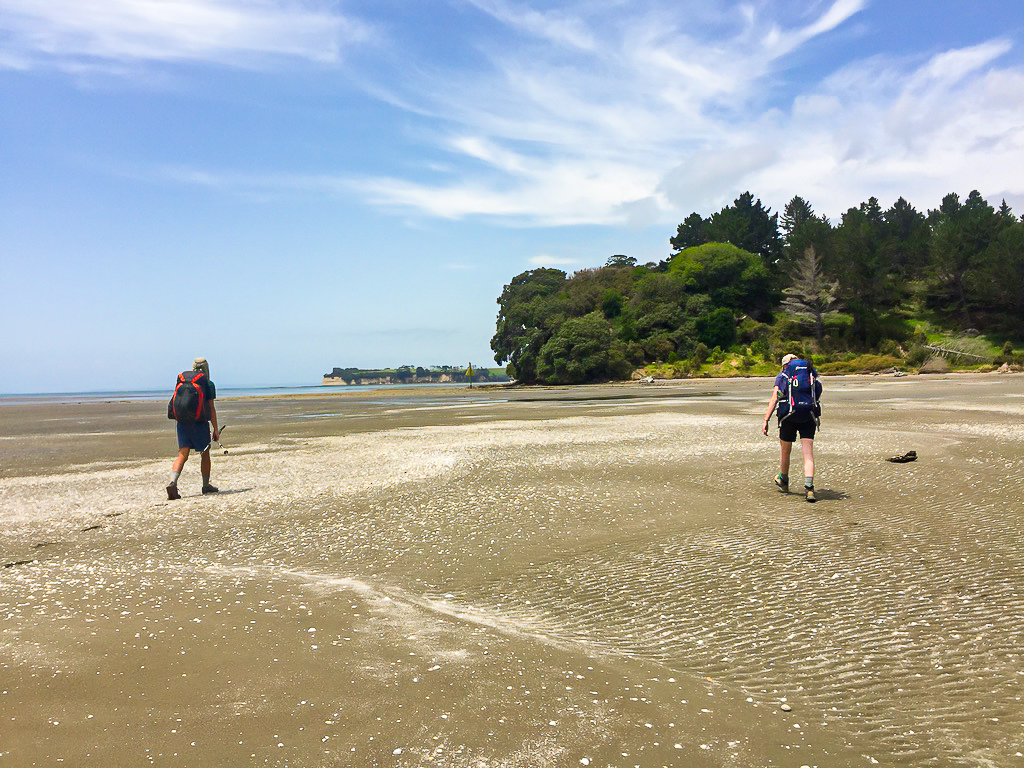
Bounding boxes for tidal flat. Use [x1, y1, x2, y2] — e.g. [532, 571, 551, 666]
[2, 375, 1023, 767]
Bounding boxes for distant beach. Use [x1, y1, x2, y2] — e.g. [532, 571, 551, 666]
[2, 374, 1023, 766]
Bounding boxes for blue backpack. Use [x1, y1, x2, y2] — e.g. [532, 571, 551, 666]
[777, 359, 821, 423]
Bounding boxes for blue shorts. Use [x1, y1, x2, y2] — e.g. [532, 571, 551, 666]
[779, 416, 816, 443]
[176, 421, 212, 452]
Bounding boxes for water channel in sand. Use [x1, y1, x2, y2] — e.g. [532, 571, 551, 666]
[2, 375, 1023, 766]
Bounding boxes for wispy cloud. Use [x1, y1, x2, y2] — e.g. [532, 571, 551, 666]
[758, 0, 868, 60]
[349, 0, 881, 223]
[739, 38, 1024, 219]
[463, 0, 596, 51]
[57, 1, 1024, 225]
[0, 0, 369, 71]
[350, 0, 1023, 222]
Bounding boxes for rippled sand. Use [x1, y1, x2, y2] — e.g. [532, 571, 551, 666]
[2, 375, 1023, 766]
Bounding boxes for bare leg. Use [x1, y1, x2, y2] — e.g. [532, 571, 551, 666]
[800, 438, 815, 484]
[200, 448, 211, 479]
[779, 439, 793, 476]
[172, 447, 191, 473]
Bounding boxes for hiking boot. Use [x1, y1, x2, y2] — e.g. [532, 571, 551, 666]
[805, 487, 817, 503]
[774, 473, 789, 492]
[166, 483, 180, 501]
[201, 484, 219, 495]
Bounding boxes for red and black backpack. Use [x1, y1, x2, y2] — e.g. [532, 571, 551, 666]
[167, 370, 208, 423]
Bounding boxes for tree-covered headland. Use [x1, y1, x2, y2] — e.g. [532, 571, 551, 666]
[491, 191, 1024, 385]
[324, 365, 507, 385]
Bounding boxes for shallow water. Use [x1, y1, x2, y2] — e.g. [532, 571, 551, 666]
[2, 376, 1023, 766]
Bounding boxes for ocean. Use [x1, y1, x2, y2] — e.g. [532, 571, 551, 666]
[0, 382, 474, 407]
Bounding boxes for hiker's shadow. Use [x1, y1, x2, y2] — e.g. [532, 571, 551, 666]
[205, 487, 253, 497]
[814, 488, 849, 502]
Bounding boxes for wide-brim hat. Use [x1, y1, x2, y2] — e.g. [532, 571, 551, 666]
[193, 357, 210, 374]
[781, 354, 797, 366]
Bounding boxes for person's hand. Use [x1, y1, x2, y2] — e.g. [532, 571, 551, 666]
[213, 428, 220, 442]
[761, 420, 769, 436]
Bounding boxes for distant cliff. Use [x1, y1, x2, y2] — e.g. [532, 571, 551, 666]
[323, 366, 508, 386]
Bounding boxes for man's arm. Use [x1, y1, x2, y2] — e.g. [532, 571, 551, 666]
[209, 400, 219, 442]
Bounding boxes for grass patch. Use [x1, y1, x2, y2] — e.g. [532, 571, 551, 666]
[816, 354, 904, 374]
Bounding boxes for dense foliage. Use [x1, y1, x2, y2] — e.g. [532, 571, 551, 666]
[491, 190, 1024, 384]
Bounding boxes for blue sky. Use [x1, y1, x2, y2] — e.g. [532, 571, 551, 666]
[2, 0, 1023, 392]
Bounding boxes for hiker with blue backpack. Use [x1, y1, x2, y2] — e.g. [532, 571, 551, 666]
[762, 353, 823, 502]
[166, 357, 220, 500]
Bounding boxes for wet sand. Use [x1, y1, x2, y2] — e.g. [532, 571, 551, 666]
[2, 375, 1023, 767]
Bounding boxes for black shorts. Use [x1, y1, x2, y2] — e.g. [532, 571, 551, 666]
[176, 421, 212, 452]
[779, 416, 816, 442]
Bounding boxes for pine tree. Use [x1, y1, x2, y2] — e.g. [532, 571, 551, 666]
[781, 246, 841, 344]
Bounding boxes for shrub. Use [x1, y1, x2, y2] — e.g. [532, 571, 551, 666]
[750, 338, 770, 361]
[878, 339, 904, 357]
[692, 342, 710, 366]
[906, 344, 929, 367]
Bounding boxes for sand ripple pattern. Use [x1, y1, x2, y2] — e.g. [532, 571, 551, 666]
[460, 524, 1023, 765]
[412, 415, 1024, 767]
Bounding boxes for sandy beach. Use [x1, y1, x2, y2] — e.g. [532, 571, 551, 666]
[2, 374, 1023, 767]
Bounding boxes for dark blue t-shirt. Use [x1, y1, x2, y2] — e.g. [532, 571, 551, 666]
[201, 378, 216, 422]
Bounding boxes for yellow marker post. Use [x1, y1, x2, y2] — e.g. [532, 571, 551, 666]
[467, 362, 474, 388]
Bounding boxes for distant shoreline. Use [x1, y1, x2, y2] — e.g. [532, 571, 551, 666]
[4, 368, 1018, 407]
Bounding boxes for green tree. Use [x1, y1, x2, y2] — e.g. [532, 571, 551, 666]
[927, 190, 1001, 325]
[881, 197, 930, 285]
[670, 193, 782, 270]
[605, 254, 637, 268]
[536, 312, 632, 384]
[667, 242, 774, 318]
[831, 197, 897, 345]
[705, 192, 782, 269]
[969, 218, 1024, 333]
[600, 289, 624, 318]
[491, 268, 568, 384]
[669, 212, 707, 252]
[695, 307, 736, 349]
[781, 196, 816, 242]
[780, 196, 833, 277]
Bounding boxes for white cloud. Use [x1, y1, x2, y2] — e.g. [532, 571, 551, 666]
[528, 254, 581, 267]
[0, 0, 369, 70]
[350, 2, 1023, 225]
[84, 1, 1024, 227]
[348, 1, 881, 224]
[463, 0, 596, 51]
[738, 41, 1024, 219]
[759, 0, 868, 60]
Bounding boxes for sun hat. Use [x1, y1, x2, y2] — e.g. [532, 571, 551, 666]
[781, 354, 797, 366]
[193, 357, 210, 374]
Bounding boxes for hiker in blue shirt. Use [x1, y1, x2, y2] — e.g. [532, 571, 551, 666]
[166, 357, 220, 500]
[762, 353, 822, 502]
